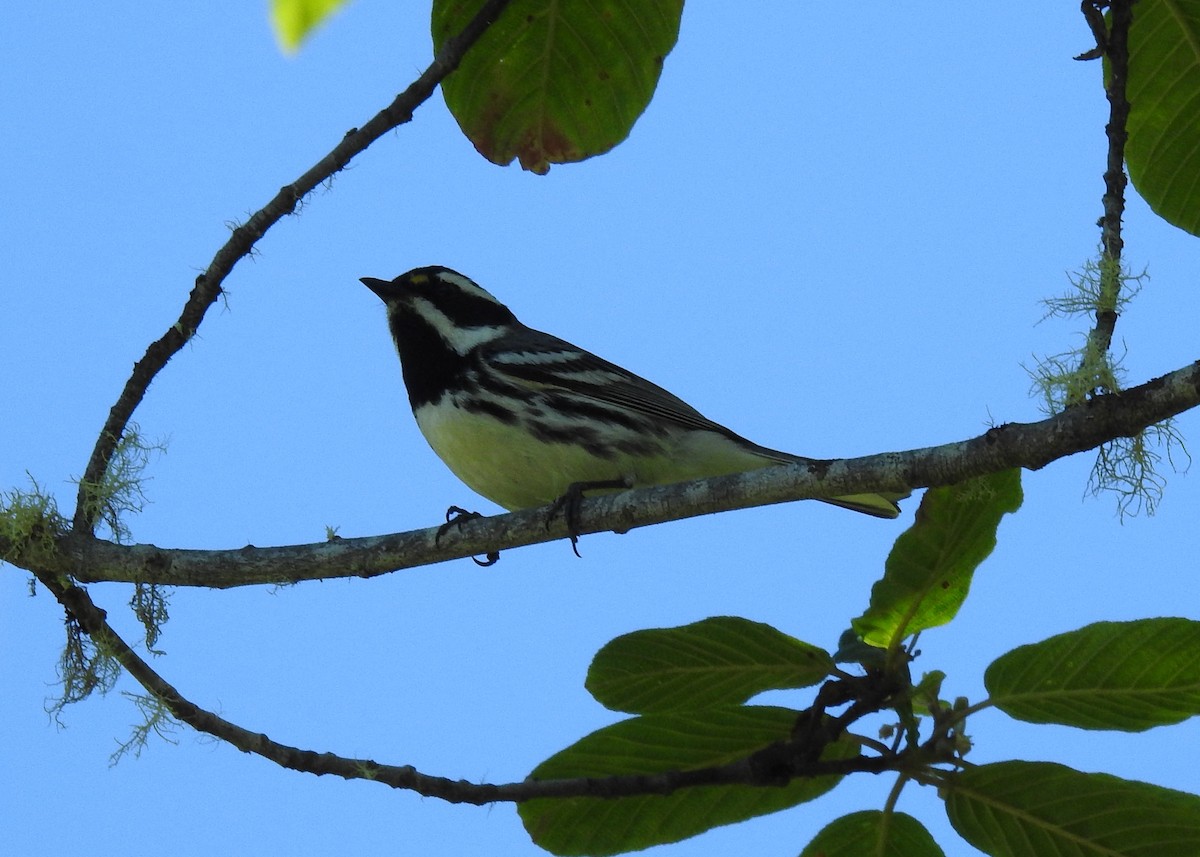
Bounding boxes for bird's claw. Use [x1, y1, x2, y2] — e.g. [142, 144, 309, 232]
[547, 478, 629, 557]
[437, 505, 500, 567]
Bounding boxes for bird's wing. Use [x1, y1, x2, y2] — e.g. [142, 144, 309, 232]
[482, 326, 906, 518]
[481, 325, 760, 441]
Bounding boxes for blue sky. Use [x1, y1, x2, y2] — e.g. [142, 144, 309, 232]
[3, 3, 1198, 855]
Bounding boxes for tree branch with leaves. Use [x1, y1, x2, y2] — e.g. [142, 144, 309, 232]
[4, 2, 1200, 855]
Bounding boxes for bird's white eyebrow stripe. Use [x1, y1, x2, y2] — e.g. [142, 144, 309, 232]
[437, 270, 496, 302]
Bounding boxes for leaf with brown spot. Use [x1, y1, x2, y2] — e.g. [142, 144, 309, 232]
[432, 0, 684, 173]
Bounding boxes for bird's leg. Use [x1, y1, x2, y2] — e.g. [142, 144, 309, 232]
[437, 505, 500, 567]
[548, 478, 631, 557]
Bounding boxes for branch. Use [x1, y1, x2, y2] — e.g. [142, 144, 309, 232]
[1094, 0, 1128, 352]
[70, 0, 516, 535]
[30, 566, 920, 803]
[21, 357, 1198, 588]
[1077, 1, 1109, 60]
[1088, 0, 1133, 357]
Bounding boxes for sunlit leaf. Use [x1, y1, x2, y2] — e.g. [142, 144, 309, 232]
[270, 0, 351, 53]
[853, 470, 1022, 649]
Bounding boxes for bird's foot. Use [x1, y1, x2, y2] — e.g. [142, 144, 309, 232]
[437, 505, 500, 567]
[547, 479, 630, 557]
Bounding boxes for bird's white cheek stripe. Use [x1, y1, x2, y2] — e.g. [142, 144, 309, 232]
[411, 296, 505, 354]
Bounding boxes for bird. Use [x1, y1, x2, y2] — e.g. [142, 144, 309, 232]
[361, 266, 905, 521]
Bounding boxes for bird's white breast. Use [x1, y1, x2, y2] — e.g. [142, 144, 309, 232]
[412, 398, 776, 511]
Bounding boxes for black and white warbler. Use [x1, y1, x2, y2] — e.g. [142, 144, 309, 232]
[361, 266, 904, 519]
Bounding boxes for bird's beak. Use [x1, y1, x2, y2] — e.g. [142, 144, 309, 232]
[360, 276, 401, 303]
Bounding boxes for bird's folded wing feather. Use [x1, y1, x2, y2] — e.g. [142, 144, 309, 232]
[482, 327, 752, 440]
[483, 327, 903, 516]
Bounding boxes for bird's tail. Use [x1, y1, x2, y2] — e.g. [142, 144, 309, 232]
[743, 441, 908, 519]
[818, 492, 907, 519]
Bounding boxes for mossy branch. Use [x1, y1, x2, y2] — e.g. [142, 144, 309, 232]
[0, 478, 66, 571]
[74, 425, 165, 545]
[1025, 2, 1186, 517]
[6, 358, 1197, 589]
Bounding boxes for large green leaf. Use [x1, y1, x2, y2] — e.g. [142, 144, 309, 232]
[432, 0, 684, 173]
[519, 706, 856, 855]
[945, 761, 1200, 856]
[985, 618, 1200, 731]
[269, 0, 351, 53]
[800, 810, 947, 857]
[1125, 0, 1200, 235]
[586, 616, 834, 714]
[853, 470, 1022, 649]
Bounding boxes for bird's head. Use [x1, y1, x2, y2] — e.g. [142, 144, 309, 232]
[361, 266, 518, 358]
[361, 267, 521, 410]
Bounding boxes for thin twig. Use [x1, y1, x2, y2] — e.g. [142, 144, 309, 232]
[71, 0, 516, 533]
[1077, 1, 1110, 60]
[1089, 0, 1133, 358]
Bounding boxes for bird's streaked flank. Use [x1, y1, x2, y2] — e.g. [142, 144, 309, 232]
[362, 266, 905, 526]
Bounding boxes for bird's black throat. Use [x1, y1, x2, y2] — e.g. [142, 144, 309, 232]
[387, 308, 469, 411]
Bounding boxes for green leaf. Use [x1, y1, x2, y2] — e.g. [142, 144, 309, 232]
[853, 470, 1022, 649]
[519, 706, 856, 856]
[800, 810, 947, 857]
[985, 618, 1200, 731]
[269, 0, 351, 53]
[586, 616, 834, 714]
[1126, 0, 1200, 236]
[432, 0, 684, 173]
[945, 761, 1200, 856]
[911, 670, 947, 716]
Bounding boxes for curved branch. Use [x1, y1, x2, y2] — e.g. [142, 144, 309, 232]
[30, 567, 914, 803]
[70, 0, 516, 535]
[25, 358, 1199, 588]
